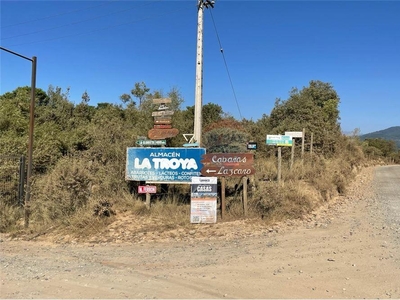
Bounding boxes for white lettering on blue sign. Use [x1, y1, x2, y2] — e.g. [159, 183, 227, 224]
[134, 158, 198, 170]
[150, 152, 181, 158]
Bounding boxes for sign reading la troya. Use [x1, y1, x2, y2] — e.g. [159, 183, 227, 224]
[126, 147, 206, 183]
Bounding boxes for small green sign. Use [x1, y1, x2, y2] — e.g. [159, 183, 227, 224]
[266, 135, 293, 147]
[136, 139, 166, 146]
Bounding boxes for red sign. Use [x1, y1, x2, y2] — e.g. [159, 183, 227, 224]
[154, 124, 172, 129]
[148, 128, 179, 140]
[200, 165, 256, 177]
[138, 185, 157, 194]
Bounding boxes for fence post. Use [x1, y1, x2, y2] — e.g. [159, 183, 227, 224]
[278, 147, 282, 183]
[18, 156, 26, 206]
[243, 176, 248, 217]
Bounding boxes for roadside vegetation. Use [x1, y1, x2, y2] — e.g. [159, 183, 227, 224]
[1, 80, 399, 237]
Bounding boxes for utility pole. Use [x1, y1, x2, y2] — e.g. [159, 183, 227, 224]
[0, 47, 36, 228]
[194, 0, 214, 146]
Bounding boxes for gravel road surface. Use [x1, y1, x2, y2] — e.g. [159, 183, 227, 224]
[1, 165, 399, 299]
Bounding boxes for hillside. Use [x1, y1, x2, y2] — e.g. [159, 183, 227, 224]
[360, 126, 400, 149]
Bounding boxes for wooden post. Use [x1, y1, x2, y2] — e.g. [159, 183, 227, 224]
[301, 127, 305, 160]
[221, 177, 226, 219]
[310, 132, 314, 166]
[146, 193, 151, 209]
[243, 176, 248, 217]
[250, 175, 255, 201]
[290, 139, 295, 170]
[278, 147, 282, 183]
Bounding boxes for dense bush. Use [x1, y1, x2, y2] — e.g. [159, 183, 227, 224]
[0, 81, 396, 235]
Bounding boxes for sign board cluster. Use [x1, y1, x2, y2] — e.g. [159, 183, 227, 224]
[148, 98, 179, 140]
[200, 153, 255, 177]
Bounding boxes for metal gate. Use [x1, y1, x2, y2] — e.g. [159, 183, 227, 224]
[0, 156, 25, 206]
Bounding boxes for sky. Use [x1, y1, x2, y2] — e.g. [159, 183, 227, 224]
[1, 0, 399, 135]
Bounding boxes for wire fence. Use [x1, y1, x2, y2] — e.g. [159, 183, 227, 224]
[0, 155, 25, 206]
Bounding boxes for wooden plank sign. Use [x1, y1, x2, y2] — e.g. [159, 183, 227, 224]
[152, 110, 174, 117]
[154, 117, 172, 124]
[201, 153, 254, 165]
[148, 128, 179, 140]
[154, 124, 172, 129]
[200, 165, 256, 177]
[153, 98, 172, 104]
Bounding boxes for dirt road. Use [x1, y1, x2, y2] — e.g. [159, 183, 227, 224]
[1, 165, 400, 299]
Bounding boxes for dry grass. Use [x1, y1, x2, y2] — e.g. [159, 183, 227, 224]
[1, 137, 371, 238]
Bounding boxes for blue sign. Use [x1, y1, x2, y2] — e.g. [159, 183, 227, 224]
[126, 147, 206, 183]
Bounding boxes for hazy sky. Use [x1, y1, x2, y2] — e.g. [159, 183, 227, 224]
[1, 0, 399, 134]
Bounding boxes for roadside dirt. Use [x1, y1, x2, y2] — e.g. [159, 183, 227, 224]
[1, 166, 400, 299]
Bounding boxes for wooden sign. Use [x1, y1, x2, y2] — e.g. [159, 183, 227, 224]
[154, 124, 172, 129]
[148, 128, 179, 140]
[201, 153, 254, 165]
[153, 98, 172, 104]
[157, 104, 169, 110]
[200, 165, 256, 177]
[152, 110, 174, 117]
[154, 117, 172, 124]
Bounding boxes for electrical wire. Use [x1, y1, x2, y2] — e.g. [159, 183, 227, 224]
[1, 1, 163, 41]
[208, 9, 243, 120]
[6, 6, 191, 47]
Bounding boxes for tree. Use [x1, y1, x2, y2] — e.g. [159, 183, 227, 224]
[131, 82, 150, 107]
[203, 126, 250, 153]
[203, 117, 249, 152]
[268, 80, 341, 155]
[364, 138, 397, 157]
[202, 103, 223, 129]
[81, 90, 90, 104]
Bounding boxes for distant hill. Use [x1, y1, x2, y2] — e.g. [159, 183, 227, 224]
[360, 126, 400, 149]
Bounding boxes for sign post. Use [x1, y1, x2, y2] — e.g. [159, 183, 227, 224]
[148, 98, 179, 140]
[200, 153, 255, 177]
[278, 147, 282, 183]
[285, 130, 305, 166]
[201, 153, 255, 217]
[266, 135, 293, 183]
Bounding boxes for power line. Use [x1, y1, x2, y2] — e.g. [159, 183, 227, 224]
[1, 1, 163, 41]
[0, 1, 118, 29]
[6, 6, 191, 47]
[208, 9, 243, 120]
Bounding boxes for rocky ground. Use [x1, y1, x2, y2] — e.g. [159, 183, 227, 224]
[1, 166, 399, 299]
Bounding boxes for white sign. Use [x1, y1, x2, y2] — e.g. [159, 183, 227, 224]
[190, 177, 217, 223]
[285, 131, 304, 138]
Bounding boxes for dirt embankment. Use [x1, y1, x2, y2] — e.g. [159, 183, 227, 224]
[1, 166, 400, 299]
